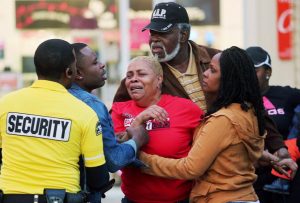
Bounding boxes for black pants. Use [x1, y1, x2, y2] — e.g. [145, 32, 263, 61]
[2, 195, 47, 203]
[121, 196, 189, 203]
[254, 166, 276, 203]
[288, 159, 300, 203]
[1, 193, 85, 203]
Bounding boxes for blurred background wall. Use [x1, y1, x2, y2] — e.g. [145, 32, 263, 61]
[0, 0, 299, 106]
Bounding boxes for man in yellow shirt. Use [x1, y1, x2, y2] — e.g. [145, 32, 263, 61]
[0, 39, 108, 203]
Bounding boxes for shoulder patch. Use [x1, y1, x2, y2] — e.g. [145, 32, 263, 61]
[95, 121, 102, 136]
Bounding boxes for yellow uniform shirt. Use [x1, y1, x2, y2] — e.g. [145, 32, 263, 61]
[168, 43, 206, 112]
[0, 80, 106, 194]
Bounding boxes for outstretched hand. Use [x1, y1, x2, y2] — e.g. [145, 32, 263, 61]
[257, 150, 298, 179]
[271, 158, 298, 179]
[131, 105, 168, 127]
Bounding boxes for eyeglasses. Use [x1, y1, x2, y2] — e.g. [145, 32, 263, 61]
[254, 55, 271, 68]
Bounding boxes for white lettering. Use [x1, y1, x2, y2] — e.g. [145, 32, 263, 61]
[152, 9, 166, 19]
[277, 108, 285, 114]
[6, 113, 71, 141]
[124, 118, 133, 127]
[267, 108, 285, 115]
[162, 23, 173, 31]
[145, 121, 153, 130]
[278, 8, 292, 34]
[268, 109, 277, 115]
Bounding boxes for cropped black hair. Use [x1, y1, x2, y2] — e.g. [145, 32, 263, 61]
[34, 39, 74, 80]
[71, 43, 88, 68]
[207, 46, 265, 136]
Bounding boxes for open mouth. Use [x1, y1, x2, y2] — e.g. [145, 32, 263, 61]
[100, 70, 107, 80]
[129, 86, 143, 94]
[151, 43, 164, 54]
[152, 46, 163, 52]
[130, 86, 142, 91]
[102, 73, 107, 80]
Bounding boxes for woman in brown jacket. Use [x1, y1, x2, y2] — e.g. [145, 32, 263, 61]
[139, 46, 266, 203]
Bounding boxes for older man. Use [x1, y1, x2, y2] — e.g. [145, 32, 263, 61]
[115, 2, 218, 113]
[113, 1, 292, 200]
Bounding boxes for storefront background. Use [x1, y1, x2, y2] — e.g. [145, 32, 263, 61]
[0, 0, 298, 107]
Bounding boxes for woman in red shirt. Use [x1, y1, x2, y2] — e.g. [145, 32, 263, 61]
[111, 56, 204, 203]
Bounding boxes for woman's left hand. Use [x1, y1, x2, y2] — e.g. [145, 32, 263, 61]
[272, 158, 298, 179]
[131, 105, 168, 127]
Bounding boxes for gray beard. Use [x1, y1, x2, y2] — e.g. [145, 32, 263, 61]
[153, 42, 180, 63]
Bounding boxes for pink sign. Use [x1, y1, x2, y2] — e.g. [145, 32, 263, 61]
[130, 19, 149, 50]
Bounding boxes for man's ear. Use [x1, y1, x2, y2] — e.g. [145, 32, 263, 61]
[75, 69, 83, 80]
[180, 30, 189, 43]
[266, 68, 272, 77]
[65, 67, 73, 79]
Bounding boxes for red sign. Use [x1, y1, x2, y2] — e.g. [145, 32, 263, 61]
[130, 19, 149, 50]
[15, 0, 97, 29]
[277, 0, 292, 60]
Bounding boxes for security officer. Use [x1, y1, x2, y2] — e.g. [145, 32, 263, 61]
[0, 39, 109, 203]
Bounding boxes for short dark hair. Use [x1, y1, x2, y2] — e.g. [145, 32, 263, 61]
[34, 39, 75, 80]
[207, 46, 265, 136]
[71, 43, 88, 68]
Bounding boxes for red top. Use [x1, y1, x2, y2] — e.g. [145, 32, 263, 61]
[111, 94, 203, 203]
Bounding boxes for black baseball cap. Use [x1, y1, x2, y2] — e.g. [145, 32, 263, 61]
[142, 2, 189, 32]
[246, 46, 272, 69]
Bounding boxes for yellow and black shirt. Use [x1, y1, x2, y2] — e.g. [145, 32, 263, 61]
[0, 80, 105, 194]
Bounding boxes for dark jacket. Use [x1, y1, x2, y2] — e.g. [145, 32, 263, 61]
[113, 40, 285, 152]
